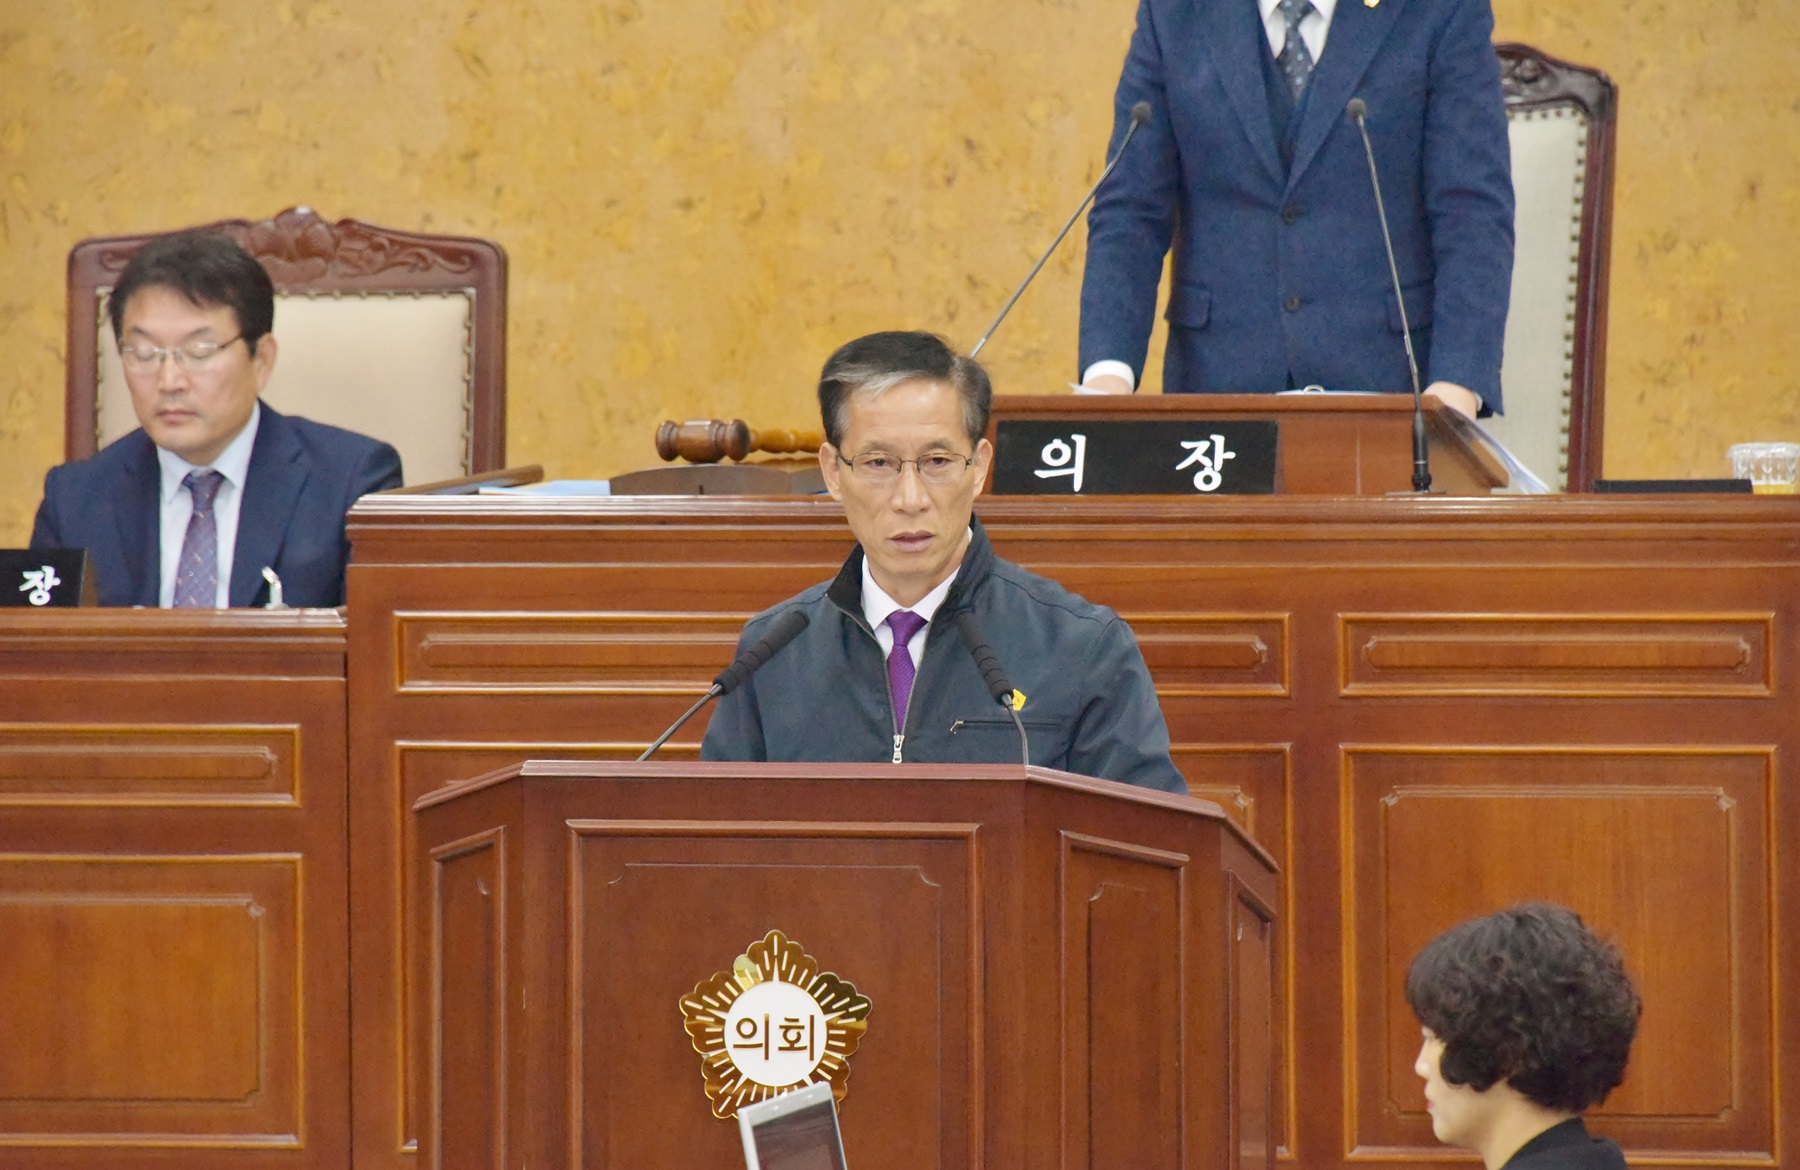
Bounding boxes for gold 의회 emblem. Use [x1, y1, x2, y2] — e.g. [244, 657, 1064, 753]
[679, 930, 872, 1118]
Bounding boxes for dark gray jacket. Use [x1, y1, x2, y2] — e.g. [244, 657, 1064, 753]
[700, 519, 1186, 793]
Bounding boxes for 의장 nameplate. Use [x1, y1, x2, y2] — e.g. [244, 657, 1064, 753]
[993, 419, 1278, 495]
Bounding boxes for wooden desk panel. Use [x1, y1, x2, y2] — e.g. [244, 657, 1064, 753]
[410, 761, 1275, 1170]
[0, 611, 351, 1170]
[345, 494, 1800, 1170]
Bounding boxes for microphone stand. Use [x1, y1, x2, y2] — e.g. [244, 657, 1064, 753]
[1348, 98, 1433, 494]
[638, 610, 811, 762]
[955, 612, 1031, 768]
[970, 101, 1153, 359]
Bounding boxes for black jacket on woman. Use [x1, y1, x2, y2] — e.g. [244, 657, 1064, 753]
[1504, 1120, 1627, 1170]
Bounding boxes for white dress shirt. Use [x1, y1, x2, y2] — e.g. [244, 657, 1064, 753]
[155, 402, 260, 608]
[1080, 0, 1339, 393]
[1259, 0, 1336, 64]
[860, 529, 969, 669]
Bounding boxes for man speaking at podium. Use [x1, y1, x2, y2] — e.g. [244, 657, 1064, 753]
[700, 331, 1186, 794]
[30, 231, 402, 607]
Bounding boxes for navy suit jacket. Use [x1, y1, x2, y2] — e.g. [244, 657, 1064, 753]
[1079, 0, 1514, 411]
[30, 404, 403, 608]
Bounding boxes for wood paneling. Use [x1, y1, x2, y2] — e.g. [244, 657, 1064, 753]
[1173, 745, 1288, 854]
[1173, 745, 1292, 1159]
[1133, 615, 1289, 697]
[1061, 834, 1186, 1170]
[347, 492, 1800, 1170]
[429, 828, 508, 1170]
[0, 857, 288, 1105]
[0, 726, 299, 805]
[397, 611, 749, 693]
[570, 821, 978, 1170]
[1344, 747, 1773, 1159]
[3, 458, 1792, 1170]
[412, 762, 1273, 1170]
[348, 509, 855, 1168]
[0, 610, 350, 1170]
[1340, 615, 1771, 696]
[1230, 879, 1278, 1170]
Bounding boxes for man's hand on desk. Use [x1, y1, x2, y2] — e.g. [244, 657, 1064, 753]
[1423, 381, 1481, 419]
[1077, 373, 1134, 396]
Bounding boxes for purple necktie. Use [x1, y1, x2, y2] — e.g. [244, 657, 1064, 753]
[885, 610, 928, 730]
[173, 469, 224, 608]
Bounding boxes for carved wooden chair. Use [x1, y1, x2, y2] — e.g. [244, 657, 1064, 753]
[1485, 44, 1618, 492]
[65, 207, 507, 484]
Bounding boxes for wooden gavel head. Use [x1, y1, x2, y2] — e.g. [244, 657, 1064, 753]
[656, 419, 825, 464]
[656, 419, 754, 464]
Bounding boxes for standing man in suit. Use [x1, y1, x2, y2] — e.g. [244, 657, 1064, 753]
[31, 230, 402, 607]
[1077, 0, 1514, 417]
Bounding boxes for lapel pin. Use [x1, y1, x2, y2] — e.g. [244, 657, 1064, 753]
[1365, 0, 1378, 7]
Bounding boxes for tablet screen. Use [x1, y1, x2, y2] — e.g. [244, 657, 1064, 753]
[746, 1096, 848, 1170]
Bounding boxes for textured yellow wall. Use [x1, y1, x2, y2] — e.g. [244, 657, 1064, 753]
[1495, 0, 1800, 478]
[1, 0, 1795, 546]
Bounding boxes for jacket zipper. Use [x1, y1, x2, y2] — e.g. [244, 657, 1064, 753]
[887, 627, 929, 764]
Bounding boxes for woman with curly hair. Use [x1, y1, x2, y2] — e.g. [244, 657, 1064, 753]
[1406, 903, 1642, 1170]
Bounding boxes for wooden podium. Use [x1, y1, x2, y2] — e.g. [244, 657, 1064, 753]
[413, 760, 1279, 1170]
[986, 394, 1508, 495]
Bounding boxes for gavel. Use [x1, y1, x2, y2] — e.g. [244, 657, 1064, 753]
[655, 419, 825, 464]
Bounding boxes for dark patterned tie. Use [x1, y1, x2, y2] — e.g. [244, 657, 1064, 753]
[173, 470, 224, 608]
[1276, 0, 1317, 100]
[885, 610, 928, 731]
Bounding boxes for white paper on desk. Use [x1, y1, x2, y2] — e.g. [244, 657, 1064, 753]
[477, 480, 613, 496]
[1449, 416, 1553, 494]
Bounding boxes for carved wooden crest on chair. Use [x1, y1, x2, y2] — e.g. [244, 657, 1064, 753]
[65, 206, 508, 483]
[1491, 44, 1617, 492]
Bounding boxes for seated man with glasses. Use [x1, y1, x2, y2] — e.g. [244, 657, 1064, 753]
[31, 229, 402, 607]
[701, 330, 1185, 792]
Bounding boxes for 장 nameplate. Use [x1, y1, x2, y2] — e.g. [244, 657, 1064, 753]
[993, 419, 1278, 495]
[0, 549, 95, 607]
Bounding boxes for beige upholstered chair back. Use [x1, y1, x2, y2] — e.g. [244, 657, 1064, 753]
[66, 207, 507, 485]
[1484, 45, 1617, 492]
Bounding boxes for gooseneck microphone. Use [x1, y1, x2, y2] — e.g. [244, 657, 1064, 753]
[637, 609, 811, 762]
[969, 100, 1154, 359]
[1347, 97, 1432, 494]
[954, 612, 1030, 767]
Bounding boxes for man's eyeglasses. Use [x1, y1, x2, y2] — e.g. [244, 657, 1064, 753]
[119, 335, 244, 374]
[837, 450, 977, 486]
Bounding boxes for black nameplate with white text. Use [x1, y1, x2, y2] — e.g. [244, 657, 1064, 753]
[993, 419, 1279, 496]
[0, 549, 96, 607]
